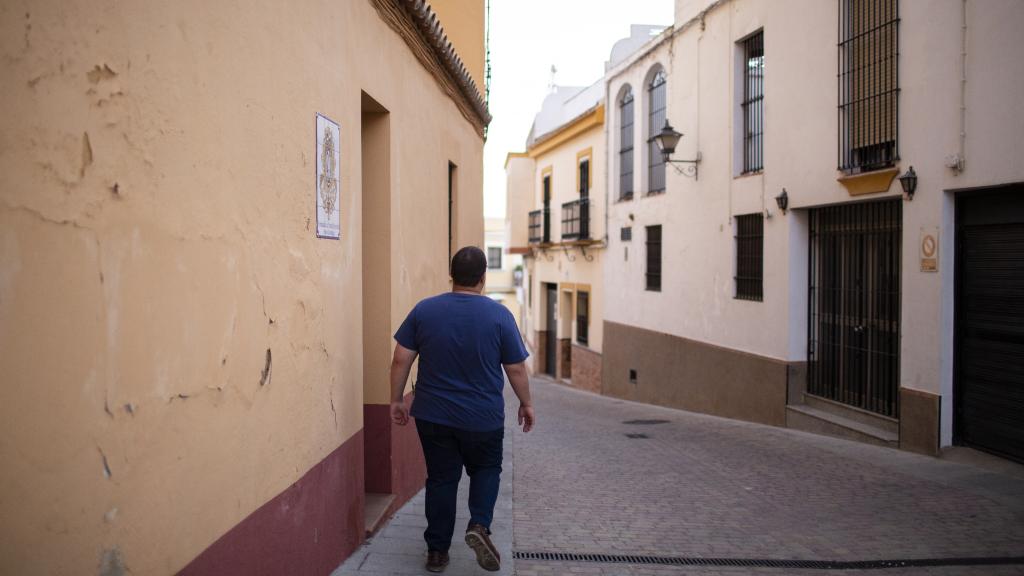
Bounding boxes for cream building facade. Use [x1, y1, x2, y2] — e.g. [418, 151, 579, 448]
[603, 0, 1024, 460]
[0, 1, 487, 574]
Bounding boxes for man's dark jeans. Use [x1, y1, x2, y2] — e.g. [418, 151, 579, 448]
[415, 418, 504, 552]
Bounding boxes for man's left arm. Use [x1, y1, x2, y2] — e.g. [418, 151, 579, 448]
[389, 343, 418, 425]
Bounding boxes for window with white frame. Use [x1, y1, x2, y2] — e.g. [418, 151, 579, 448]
[487, 246, 502, 269]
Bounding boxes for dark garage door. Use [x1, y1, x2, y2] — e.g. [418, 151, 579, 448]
[956, 185, 1024, 462]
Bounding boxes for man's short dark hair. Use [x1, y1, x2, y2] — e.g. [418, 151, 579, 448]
[451, 246, 487, 287]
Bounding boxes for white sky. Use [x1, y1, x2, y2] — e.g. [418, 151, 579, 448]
[483, 0, 674, 219]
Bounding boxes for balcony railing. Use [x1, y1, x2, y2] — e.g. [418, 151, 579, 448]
[528, 209, 544, 243]
[561, 198, 590, 241]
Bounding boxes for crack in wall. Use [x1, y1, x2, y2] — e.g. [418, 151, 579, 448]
[97, 446, 112, 479]
[258, 348, 272, 386]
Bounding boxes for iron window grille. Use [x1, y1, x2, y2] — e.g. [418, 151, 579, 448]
[528, 210, 543, 243]
[647, 71, 667, 194]
[838, 0, 900, 173]
[734, 214, 764, 301]
[621, 226, 632, 242]
[619, 88, 635, 200]
[741, 32, 764, 174]
[561, 199, 590, 240]
[645, 225, 662, 292]
[576, 291, 589, 345]
[487, 246, 502, 269]
[808, 199, 902, 418]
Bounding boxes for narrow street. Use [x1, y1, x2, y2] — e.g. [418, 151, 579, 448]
[340, 377, 1024, 575]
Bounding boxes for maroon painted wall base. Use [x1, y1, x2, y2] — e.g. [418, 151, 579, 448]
[364, 391, 427, 516]
[179, 430, 365, 576]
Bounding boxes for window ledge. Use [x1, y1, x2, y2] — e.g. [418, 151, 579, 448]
[837, 167, 900, 196]
[644, 189, 666, 197]
[734, 170, 763, 180]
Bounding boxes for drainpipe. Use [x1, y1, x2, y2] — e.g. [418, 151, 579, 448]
[956, 0, 967, 173]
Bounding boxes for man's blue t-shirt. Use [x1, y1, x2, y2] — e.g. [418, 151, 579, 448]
[394, 292, 528, 432]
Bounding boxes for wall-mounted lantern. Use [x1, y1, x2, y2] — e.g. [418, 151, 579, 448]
[653, 120, 702, 180]
[898, 166, 917, 201]
[775, 188, 789, 215]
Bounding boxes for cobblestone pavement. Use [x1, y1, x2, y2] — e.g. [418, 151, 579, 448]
[513, 377, 1024, 576]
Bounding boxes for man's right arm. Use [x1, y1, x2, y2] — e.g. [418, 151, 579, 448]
[503, 361, 534, 433]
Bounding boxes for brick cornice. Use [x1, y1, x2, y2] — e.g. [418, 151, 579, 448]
[370, 0, 491, 138]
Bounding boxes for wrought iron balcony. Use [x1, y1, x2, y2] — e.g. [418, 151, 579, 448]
[528, 209, 544, 244]
[561, 198, 590, 241]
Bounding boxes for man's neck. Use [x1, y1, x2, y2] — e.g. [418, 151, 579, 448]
[452, 285, 482, 295]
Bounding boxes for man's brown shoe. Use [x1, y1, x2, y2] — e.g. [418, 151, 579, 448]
[464, 523, 500, 572]
[425, 550, 449, 573]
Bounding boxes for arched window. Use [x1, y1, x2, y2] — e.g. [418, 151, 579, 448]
[618, 86, 634, 200]
[647, 69, 667, 194]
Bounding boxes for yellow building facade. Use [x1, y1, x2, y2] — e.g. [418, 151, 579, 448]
[0, 1, 487, 574]
[507, 84, 607, 394]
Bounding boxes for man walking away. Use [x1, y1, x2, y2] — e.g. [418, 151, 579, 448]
[389, 246, 534, 573]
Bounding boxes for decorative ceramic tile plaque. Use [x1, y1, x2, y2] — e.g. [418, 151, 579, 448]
[316, 113, 341, 239]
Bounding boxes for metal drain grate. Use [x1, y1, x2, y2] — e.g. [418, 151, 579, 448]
[623, 433, 649, 439]
[622, 419, 670, 425]
[513, 551, 1024, 570]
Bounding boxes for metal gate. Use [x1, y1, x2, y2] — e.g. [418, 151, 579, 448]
[955, 186, 1024, 462]
[808, 199, 901, 418]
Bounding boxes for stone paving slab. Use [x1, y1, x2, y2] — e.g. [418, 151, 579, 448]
[514, 377, 1024, 576]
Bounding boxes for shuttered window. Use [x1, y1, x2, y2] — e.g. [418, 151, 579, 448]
[619, 88, 635, 200]
[645, 225, 662, 292]
[647, 71, 667, 194]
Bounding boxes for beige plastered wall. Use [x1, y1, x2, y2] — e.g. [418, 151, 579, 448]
[521, 123, 606, 353]
[0, 0, 483, 574]
[605, 0, 1024, 446]
[429, 0, 486, 96]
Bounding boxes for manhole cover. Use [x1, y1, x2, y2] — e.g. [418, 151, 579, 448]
[624, 433, 650, 439]
[622, 419, 669, 425]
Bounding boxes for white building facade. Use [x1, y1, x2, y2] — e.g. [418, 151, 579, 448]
[602, 0, 1024, 459]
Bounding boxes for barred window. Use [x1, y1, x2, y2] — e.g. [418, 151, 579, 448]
[647, 70, 667, 194]
[487, 246, 502, 270]
[576, 291, 589, 345]
[838, 0, 899, 173]
[619, 88, 635, 200]
[645, 225, 662, 292]
[734, 214, 764, 301]
[741, 31, 764, 174]
[621, 226, 632, 242]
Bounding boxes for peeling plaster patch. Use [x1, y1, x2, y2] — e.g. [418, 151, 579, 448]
[109, 182, 121, 198]
[80, 132, 93, 179]
[98, 447, 112, 478]
[87, 64, 117, 84]
[103, 397, 114, 418]
[258, 348, 272, 386]
[103, 507, 118, 523]
[98, 546, 126, 576]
